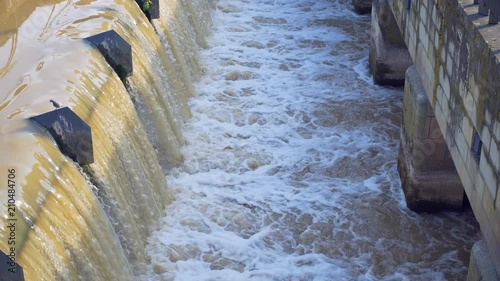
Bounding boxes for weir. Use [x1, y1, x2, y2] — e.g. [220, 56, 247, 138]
[0, 0, 212, 280]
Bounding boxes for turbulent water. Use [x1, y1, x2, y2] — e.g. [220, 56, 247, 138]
[0, 0, 198, 279]
[145, 0, 480, 280]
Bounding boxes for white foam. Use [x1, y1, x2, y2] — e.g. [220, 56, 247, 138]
[145, 0, 480, 280]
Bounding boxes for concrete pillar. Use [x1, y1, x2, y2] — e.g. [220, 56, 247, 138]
[352, 0, 372, 14]
[369, 0, 412, 86]
[397, 66, 464, 212]
[467, 240, 500, 281]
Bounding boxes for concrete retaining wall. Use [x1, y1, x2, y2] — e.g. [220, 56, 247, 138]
[398, 66, 464, 212]
[369, 0, 412, 86]
[386, 0, 500, 276]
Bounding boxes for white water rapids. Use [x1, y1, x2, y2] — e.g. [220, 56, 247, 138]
[145, 0, 480, 280]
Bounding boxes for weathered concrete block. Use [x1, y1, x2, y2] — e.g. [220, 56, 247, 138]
[490, 140, 500, 174]
[85, 30, 133, 80]
[135, 0, 160, 19]
[397, 66, 464, 212]
[352, 0, 372, 14]
[467, 240, 500, 281]
[369, 0, 412, 86]
[0, 251, 24, 281]
[31, 107, 94, 165]
[402, 66, 454, 171]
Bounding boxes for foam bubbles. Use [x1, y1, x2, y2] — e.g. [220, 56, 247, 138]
[145, 0, 480, 280]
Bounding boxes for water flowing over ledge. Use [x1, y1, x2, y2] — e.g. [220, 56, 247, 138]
[0, 0, 211, 279]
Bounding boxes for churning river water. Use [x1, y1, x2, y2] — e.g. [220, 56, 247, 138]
[145, 0, 480, 280]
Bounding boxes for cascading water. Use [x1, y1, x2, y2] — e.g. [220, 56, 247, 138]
[0, 44, 140, 280]
[0, 0, 210, 279]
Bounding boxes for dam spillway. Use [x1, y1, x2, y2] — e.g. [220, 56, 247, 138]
[0, 0, 209, 279]
[0, 0, 482, 280]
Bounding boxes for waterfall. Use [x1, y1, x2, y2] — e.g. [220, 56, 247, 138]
[0, 0, 211, 280]
[152, 0, 203, 97]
